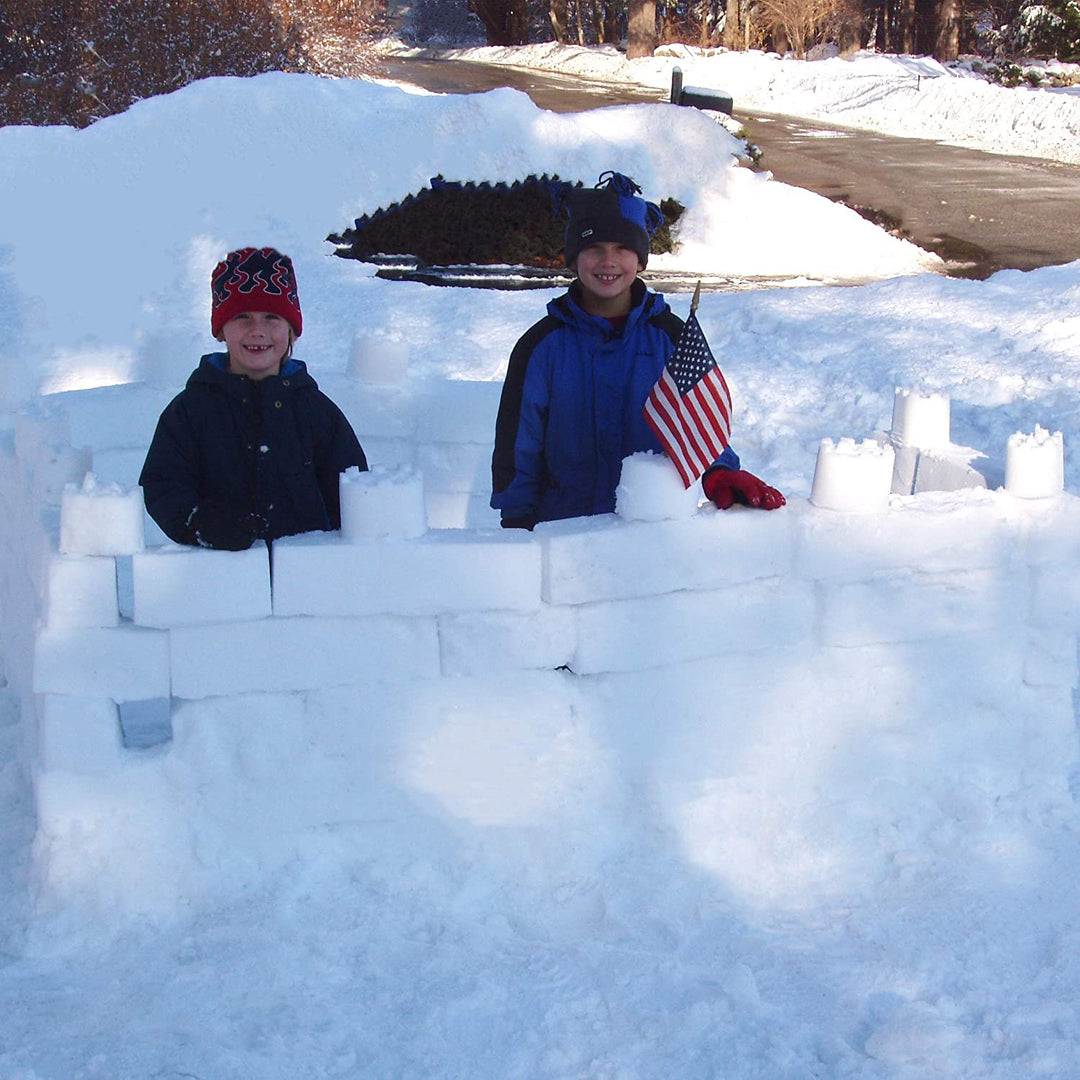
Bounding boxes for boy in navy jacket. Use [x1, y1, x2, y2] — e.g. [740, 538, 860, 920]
[141, 247, 367, 550]
[491, 173, 782, 529]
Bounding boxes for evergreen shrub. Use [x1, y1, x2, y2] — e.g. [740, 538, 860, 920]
[329, 175, 684, 267]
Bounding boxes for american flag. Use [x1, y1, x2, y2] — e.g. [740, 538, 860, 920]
[642, 291, 732, 488]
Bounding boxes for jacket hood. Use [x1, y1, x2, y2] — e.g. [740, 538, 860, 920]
[547, 278, 668, 338]
[188, 353, 318, 398]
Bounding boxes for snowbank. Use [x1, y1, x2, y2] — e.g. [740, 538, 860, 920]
[391, 40, 1080, 165]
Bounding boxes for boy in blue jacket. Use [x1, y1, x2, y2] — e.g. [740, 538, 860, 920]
[140, 247, 367, 550]
[490, 172, 783, 529]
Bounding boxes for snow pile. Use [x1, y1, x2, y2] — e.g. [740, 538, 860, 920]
[0, 72, 938, 405]
[393, 40, 1080, 164]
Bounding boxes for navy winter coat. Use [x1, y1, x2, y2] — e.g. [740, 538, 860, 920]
[140, 353, 367, 545]
[491, 279, 738, 524]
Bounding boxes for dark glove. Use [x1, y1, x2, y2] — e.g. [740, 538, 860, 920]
[501, 514, 536, 531]
[185, 504, 258, 550]
[702, 467, 785, 511]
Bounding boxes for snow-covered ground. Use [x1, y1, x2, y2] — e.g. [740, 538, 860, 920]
[382, 38, 1080, 164]
[1, 69, 1079, 1079]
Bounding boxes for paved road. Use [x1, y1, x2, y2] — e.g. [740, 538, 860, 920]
[378, 56, 1080, 278]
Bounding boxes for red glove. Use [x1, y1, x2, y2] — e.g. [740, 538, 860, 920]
[702, 467, 785, 511]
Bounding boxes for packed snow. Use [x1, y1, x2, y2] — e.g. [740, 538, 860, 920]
[1, 66, 1079, 1080]
[383, 38, 1080, 164]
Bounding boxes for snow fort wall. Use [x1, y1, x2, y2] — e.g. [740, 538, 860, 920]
[0, 383, 1077, 917]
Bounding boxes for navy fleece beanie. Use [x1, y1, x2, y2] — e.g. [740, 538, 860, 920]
[563, 173, 663, 269]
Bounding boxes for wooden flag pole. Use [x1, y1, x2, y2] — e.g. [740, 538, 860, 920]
[690, 279, 702, 315]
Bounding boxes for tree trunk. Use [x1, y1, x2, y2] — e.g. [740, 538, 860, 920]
[468, 0, 529, 45]
[626, 0, 657, 56]
[602, 0, 619, 42]
[550, 0, 569, 41]
[897, 0, 916, 51]
[932, 0, 959, 58]
[723, 0, 740, 47]
[574, 0, 586, 43]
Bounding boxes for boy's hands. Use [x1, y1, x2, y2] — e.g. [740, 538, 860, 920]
[187, 503, 261, 550]
[702, 467, 785, 511]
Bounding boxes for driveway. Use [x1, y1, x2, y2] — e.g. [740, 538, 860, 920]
[378, 57, 1080, 278]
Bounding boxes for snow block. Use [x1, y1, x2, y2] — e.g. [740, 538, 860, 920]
[424, 490, 501, 531]
[347, 330, 410, 385]
[1029, 565, 1080, 631]
[340, 465, 426, 541]
[354, 436, 415, 473]
[810, 438, 894, 513]
[31, 442, 93, 506]
[889, 441, 920, 495]
[438, 606, 576, 675]
[118, 697, 173, 749]
[573, 577, 815, 675]
[1005, 426, 1064, 499]
[15, 410, 70, 466]
[271, 530, 540, 617]
[33, 624, 169, 701]
[59, 476, 145, 556]
[44, 383, 172, 454]
[615, 452, 701, 522]
[417, 441, 492, 495]
[819, 568, 1021, 647]
[1022, 627, 1078, 689]
[36, 693, 124, 773]
[45, 554, 119, 628]
[1023, 494, 1080, 567]
[542, 509, 795, 606]
[416, 380, 502, 444]
[890, 388, 950, 449]
[795, 490, 1020, 580]
[170, 614, 440, 698]
[316, 378, 416, 440]
[90, 445, 150, 489]
[913, 447, 987, 494]
[132, 543, 271, 628]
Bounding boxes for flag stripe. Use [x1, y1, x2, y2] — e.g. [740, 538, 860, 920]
[645, 377, 701, 486]
[644, 375, 698, 486]
[642, 308, 732, 489]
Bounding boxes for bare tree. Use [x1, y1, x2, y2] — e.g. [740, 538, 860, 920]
[754, 0, 837, 54]
[627, 0, 658, 54]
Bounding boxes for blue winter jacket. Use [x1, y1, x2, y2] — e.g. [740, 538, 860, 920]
[140, 353, 366, 545]
[491, 279, 739, 524]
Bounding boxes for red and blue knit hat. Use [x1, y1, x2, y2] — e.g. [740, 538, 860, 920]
[562, 172, 665, 269]
[211, 247, 303, 339]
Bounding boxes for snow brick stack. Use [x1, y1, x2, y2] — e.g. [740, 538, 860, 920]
[0, 379, 1075, 916]
[886, 387, 988, 495]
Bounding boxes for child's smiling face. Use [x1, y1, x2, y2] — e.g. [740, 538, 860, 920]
[574, 242, 643, 316]
[220, 311, 292, 380]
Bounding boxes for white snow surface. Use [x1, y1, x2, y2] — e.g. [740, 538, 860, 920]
[1, 69, 1080, 1079]
[390, 39, 1080, 164]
